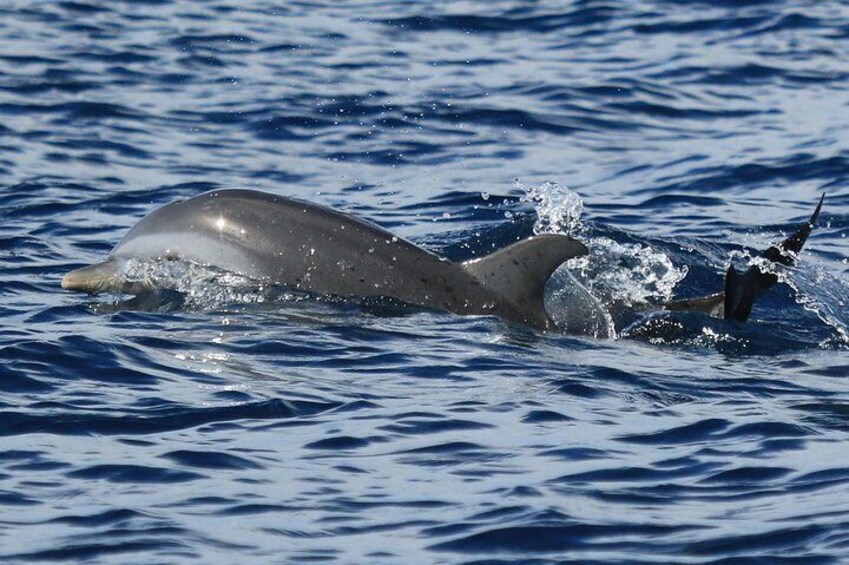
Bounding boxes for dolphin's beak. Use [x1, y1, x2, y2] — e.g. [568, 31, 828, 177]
[61, 260, 120, 294]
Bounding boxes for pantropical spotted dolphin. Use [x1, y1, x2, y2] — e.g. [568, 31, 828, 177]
[61, 189, 588, 330]
[62, 189, 824, 331]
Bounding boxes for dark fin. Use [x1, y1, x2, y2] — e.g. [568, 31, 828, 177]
[461, 234, 588, 330]
[723, 265, 761, 321]
[724, 194, 824, 321]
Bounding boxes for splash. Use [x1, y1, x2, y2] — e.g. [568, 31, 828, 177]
[517, 181, 688, 326]
[791, 265, 849, 347]
[517, 179, 584, 236]
[119, 258, 284, 308]
[568, 238, 688, 306]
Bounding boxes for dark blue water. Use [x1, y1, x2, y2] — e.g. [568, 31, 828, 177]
[2, 1, 849, 562]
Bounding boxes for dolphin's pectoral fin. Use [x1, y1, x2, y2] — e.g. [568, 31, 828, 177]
[462, 234, 588, 330]
[770, 192, 824, 262]
[119, 288, 186, 311]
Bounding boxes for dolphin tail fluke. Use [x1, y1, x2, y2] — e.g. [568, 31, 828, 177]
[723, 193, 824, 321]
[666, 195, 824, 321]
[461, 234, 588, 330]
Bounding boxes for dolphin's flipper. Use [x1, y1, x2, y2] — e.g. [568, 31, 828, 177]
[724, 194, 824, 321]
[119, 288, 186, 311]
[462, 234, 588, 329]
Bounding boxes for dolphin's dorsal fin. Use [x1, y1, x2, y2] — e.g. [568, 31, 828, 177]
[462, 234, 588, 329]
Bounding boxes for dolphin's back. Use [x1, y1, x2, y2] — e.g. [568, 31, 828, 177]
[113, 190, 465, 303]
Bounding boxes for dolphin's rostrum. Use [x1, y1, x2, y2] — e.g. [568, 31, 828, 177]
[62, 190, 588, 330]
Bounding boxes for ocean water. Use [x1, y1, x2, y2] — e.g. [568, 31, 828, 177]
[1, 1, 849, 563]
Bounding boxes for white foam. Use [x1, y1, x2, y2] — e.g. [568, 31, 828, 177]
[517, 181, 689, 323]
[120, 258, 282, 307]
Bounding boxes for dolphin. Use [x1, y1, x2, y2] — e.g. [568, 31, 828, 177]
[62, 189, 824, 331]
[62, 189, 588, 331]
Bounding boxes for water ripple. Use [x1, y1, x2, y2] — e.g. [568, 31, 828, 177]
[0, 0, 847, 563]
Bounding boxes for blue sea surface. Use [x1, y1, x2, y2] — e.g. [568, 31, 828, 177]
[1, 1, 849, 563]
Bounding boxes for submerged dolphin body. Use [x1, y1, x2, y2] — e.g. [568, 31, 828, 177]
[62, 190, 588, 330]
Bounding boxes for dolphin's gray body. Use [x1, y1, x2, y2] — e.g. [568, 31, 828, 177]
[62, 189, 588, 330]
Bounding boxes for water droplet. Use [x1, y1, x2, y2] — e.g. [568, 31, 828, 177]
[516, 180, 583, 236]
